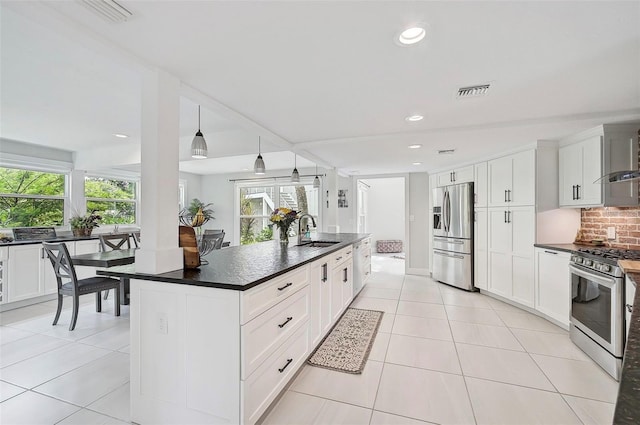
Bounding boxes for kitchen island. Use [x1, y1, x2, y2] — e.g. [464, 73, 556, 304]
[98, 233, 371, 425]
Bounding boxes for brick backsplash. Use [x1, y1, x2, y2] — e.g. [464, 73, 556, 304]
[581, 207, 640, 249]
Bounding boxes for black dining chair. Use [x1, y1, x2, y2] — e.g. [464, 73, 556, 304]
[99, 233, 134, 300]
[43, 242, 121, 331]
[203, 229, 225, 249]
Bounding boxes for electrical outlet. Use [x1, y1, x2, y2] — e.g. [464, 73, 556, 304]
[607, 226, 616, 240]
[158, 313, 168, 334]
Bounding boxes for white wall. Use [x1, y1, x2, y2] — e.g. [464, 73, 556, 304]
[179, 171, 203, 210]
[337, 175, 355, 233]
[408, 173, 429, 274]
[361, 177, 405, 250]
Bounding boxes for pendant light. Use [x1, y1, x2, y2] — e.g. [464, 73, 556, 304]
[313, 164, 321, 188]
[291, 154, 300, 183]
[191, 105, 208, 159]
[253, 136, 266, 175]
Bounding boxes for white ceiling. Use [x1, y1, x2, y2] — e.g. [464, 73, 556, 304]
[1, 1, 639, 176]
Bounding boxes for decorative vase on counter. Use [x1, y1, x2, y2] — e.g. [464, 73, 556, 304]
[72, 228, 93, 237]
[279, 227, 290, 245]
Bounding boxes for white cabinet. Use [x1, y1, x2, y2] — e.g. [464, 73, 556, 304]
[309, 258, 331, 346]
[534, 248, 571, 328]
[487, 206, 535, 307]
[331, 254, 353, 322]
[474, 208, 488, 290]
[559, 136, 602, 207]
[559, 123, 639, 207]
[488, 150, 535, 207]
[436, 165, 474, 187]
[7, 245, 42, 302]
[0, 247, 7, 304]
[474, 162, 488, 207]
[625, 277, 636, 339]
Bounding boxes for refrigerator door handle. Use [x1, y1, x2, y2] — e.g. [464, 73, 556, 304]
[434, 237, 464, 244]
[441, 191, 448, 232]
[434, 251, 465, 260]
[444, 190, 451, 233]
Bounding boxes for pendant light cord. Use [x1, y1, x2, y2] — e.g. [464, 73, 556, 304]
[198, 105, 201, 131]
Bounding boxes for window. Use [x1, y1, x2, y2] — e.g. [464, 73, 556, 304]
[85, 176, 137, 224]
[237, 180, 320, 245]
[0, 166, 66, 227]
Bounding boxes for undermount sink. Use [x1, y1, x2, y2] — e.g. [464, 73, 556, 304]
[296, 241, 340, 248]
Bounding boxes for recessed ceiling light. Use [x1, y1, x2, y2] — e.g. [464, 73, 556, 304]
[412, 162, 422, 165]
[113, 133, 128, 138]
[398, 25, 426, 45]
[408, 144, 422, 149]
[405, 115, 424, 122]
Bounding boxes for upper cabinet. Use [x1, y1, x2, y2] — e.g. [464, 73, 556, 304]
[559, 123, 639, 208]
[436, 165, 474, 187]
[488, 150, 536, 207]
[474, 162, 488, 207]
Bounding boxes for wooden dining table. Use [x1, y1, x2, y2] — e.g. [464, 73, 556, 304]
[71, 248, 136, 305]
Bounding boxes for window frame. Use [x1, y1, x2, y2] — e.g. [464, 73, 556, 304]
[84, 173, 140, 227]
[234, 178, 322, 245]
[0, 162, 70, 229]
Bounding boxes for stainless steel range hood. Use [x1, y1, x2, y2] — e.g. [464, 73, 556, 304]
[595, 170, 640, 184]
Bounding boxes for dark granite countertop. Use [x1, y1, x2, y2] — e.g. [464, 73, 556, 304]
[97, 233, 369, 291]
[533, 243, 592, 253]
[614, 272, 640, 425]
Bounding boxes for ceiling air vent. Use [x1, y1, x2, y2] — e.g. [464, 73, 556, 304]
[438, 149, 456, 155]
[80, 0, 133, 23]
[456, 84, 490, 99]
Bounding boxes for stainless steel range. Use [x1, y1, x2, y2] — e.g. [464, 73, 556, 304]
[569, 248, 640, 380]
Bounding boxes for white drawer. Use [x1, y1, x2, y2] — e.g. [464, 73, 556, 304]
[241, 286, 310, 379]
[0, 247, 8, 261]
[241, 266, 309, 324]
[362, 238, 371, 249]
[331, 245, 353, 268]
[242, 324, 309, 425]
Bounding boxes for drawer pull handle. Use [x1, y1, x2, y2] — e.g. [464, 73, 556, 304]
[278, 358, 293, 373]
[627, 304, 633, 313]
[346, 251, 352, 255]
[336, 256, 342, 261]
[278, 316, 293, 328]
[343, 267, 348, 283]
[365, 255, 369, 258]
[544, 250, 558, 255]
[278, 282, 293, 291]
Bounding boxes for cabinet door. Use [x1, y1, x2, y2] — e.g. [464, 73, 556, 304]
[578, 136, 603, 206]
[487, 156, 512, 207]
[331, 266, 344, 323]
[342, 260, 354, 309]
[510, 207, 535, 307]
[7, 245, 43, 302]
[487, 208, 511, 298]
[559, 143, 581, 207]
[474, 162, 488, 207]
[437, 171, 453, 187]
[535, 248, 571, 327]
[474, 208, 488, 290]
[320, 262, 332, 336]
[309, 261, 323, 346]
[510, 150, 535, 206]
[453, 166, 474, 184]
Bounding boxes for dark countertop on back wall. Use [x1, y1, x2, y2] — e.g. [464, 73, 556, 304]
[614, 271, 640, 425]
[98, 233, 370, 291]
[0, 235, 100, 247]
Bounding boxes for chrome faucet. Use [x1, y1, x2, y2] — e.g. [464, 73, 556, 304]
[297, 213, 317, 245]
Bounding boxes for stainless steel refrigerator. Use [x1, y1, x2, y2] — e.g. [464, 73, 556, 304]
[432, 182, 475, 291]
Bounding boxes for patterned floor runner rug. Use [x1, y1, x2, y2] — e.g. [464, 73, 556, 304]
[307, 307, 383, 374]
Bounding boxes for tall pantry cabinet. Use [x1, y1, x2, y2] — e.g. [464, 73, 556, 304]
[486, 144, 557, 308]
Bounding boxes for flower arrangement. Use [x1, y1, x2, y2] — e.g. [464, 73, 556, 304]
[270, 208, 299, 244]
[69, 210, 102, 237]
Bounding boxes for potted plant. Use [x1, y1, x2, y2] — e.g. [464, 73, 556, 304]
[179, 199, 215, 229]
[69, 210, 102, 237]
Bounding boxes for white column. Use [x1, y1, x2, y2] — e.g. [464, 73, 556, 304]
[135, 68, 183, 274]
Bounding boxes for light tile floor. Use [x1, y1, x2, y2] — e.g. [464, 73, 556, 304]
[0, 255, 618, 424]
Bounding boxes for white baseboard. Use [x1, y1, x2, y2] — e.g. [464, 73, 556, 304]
[406, 268, 429, 276]
[0, 294, 57, 312]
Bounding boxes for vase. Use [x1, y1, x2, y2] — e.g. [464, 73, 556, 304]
[72, 228, 92, 237]
[279, 227, 289, 245]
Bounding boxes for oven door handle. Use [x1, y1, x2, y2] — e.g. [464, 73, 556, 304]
[569, 264, 617, 288]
